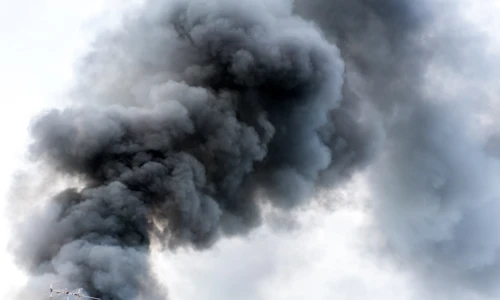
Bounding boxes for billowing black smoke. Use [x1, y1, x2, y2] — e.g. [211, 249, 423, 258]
[10, 0, 500, 299]
[12, 0, 346, 298]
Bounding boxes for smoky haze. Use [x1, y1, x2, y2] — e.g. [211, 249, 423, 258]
[8, 0, 500, 299]
[296, 0, 500, 297]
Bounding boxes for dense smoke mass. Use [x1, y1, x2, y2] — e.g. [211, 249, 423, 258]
[13, 0, 346, 298]
[9, 0, 500, 299]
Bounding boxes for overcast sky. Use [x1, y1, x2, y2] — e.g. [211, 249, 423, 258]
[1, 1, 500, 299]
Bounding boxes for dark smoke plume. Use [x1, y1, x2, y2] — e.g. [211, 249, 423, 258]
[9, 0, 500, 299]
[12, 0, 345, 298]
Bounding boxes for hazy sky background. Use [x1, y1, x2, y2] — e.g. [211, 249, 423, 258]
[1, 0, 500, 299]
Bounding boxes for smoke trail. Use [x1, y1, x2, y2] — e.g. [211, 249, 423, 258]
[10, 0, 500, 299]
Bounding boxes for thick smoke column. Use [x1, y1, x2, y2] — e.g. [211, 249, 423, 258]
[11, 0, 345, 298]
[10, 0, 500, 299]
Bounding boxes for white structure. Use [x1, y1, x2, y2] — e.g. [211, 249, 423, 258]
[50, 283, 100, 300]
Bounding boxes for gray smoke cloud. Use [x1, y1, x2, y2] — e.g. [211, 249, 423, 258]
[296, 0, 500, 298]
[9, 0, 500, 299]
